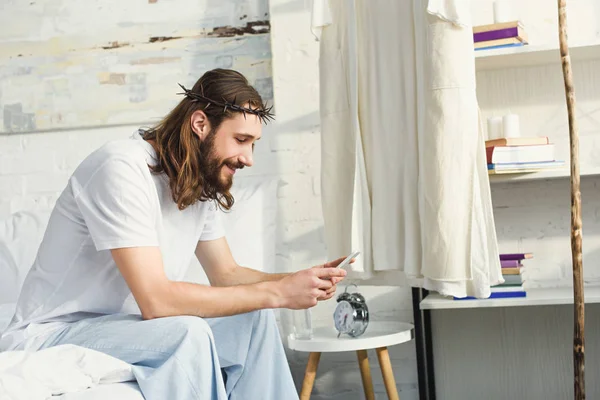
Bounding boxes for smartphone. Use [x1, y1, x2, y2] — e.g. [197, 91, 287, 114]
[336, 251, 360, 269]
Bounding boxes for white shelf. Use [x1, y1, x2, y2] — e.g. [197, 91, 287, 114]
[420, 286, 600, 310]
[475, 41, 600, 71]
[488, 167, 600, 183]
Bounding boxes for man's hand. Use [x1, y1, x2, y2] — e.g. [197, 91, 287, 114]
[315, 256, 356, 301]
[275, 256, 352, 309]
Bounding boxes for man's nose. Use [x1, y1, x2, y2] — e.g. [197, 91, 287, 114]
[239, 152, 253, 167]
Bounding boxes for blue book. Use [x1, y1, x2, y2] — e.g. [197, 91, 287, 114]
[488, 160, 565, 170]
[475, 42, 525, 51]
[453, 291, 527, 300]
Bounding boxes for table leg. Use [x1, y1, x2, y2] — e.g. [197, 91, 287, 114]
[356, 350, 375, 400]
[376, 347, 400, 400]
[412, 287, 436, 400]
[300, 352, 321, 400]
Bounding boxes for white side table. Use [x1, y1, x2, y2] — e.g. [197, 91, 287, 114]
[288, 321, 414, 400]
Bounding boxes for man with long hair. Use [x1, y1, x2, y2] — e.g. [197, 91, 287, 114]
[0, 69, 348, 399]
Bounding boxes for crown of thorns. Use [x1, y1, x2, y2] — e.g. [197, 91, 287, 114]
[177, 83, 275, 124]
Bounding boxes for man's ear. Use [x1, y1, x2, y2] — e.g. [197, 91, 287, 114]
[190, 110, 211, 140]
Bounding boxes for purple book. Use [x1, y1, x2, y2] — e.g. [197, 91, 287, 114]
[500, 253, 533, 261]
[501, 259, 521, 268]
[474, 27, 520, 43]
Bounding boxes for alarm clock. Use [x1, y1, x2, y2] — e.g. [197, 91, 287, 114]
[333, 284, 369, 338]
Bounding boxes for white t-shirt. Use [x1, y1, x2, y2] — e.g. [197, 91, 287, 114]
[0, 132, 225, 351]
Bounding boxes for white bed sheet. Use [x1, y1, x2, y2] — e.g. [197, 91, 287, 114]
[0, 304, 143, 400]
[0, 303, 15, 332]
[54, 382, 144, 400]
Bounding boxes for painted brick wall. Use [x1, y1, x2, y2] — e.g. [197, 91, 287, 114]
[0, 0, 273, 133]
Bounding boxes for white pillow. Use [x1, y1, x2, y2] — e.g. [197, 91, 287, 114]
[184, 176, 279, 284]
[0, 211, 51, 304]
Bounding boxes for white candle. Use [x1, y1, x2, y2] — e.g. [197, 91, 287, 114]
[493, 0, 511, 23]
[487, 117, 503, 140]
[502, 114, 520, 138]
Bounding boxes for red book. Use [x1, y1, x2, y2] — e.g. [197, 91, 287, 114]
[485, 137, 549, 148]
[500, 253, 533, 261]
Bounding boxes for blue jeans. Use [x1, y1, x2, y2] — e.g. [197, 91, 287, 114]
[40, 310, 298, 400]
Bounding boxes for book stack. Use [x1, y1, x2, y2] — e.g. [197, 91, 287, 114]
[453, 252, 531, 300]
[473, 21, 529, 51]
[486, 136, 565, 174]
[490, 252, 532, 298]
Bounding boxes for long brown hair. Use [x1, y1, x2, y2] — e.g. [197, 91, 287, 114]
[142, 69, 267, 211]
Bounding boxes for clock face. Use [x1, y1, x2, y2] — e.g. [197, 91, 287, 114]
[334, 300, 354, 333]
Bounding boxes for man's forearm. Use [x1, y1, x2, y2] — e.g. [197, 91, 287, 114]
[145, 280, 282, 319]
[211, 265, 289, 286]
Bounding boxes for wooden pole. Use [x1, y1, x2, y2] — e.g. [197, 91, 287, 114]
[557, 1, 585, 398]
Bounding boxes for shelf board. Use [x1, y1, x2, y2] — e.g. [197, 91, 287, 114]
[420, 286, 600, 310]
[475, 41, 600, 71]
[488, 167, 600, 183]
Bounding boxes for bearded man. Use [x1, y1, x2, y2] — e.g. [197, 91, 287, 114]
[0, 69, 348, 400]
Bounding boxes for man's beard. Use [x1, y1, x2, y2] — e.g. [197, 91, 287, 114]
[198, 132, 244, 198]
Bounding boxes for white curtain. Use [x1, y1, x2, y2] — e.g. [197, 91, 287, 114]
[314, 0, 502, 298]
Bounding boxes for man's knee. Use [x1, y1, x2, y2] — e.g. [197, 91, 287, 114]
[221, 309, 277, 333]
[253, 309, 278, 331]
[168, 316, 214, 341]
[255, 309, 276, 322]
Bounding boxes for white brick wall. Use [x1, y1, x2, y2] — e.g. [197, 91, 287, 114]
[0, 126, 131, 214]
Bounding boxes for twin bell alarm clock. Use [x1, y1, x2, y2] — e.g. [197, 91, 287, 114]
[333, 284, 369, 338]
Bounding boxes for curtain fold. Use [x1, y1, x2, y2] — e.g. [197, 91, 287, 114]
[314, 0, 502, 298]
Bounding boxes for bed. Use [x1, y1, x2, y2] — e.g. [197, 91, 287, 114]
[0, 176, 278, 399]
[0, 302, 143, 399]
